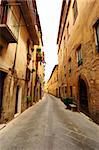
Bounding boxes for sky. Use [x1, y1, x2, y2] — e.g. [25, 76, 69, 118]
[36, 0, 62, 82]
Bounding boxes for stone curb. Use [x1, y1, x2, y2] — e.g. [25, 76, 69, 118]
[0, 124, 6, 130]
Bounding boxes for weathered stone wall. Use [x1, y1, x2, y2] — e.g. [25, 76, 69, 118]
[57, 0, 99, 123]
[0, 4, 32, 123]
[1, 74, 27, 123]
[31, 43, 44, 103]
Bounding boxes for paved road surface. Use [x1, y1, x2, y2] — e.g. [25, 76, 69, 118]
[0, 94, 99, 150]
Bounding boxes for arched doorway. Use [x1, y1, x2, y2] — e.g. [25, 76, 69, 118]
[78, 78, 89, 115]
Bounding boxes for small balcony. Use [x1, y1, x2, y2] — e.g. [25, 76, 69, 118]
[0, 24, 17, 43]
[0, 4, 17, 43]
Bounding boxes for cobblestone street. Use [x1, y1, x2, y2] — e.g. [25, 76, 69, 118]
[0, 94, 99, 150]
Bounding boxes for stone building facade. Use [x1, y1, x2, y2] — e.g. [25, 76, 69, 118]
[32, 42, 45, 103]
[31, 7, 45, 103]
[57, 0, 99, 123]
[0, 0, 43, 123]
[47, 65, 58, 97]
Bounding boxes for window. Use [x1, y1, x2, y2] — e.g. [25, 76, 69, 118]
[77, 45, 83, 67]
[37, 48, 41, 53]
[0, 2, 9, 24]
[36, 48, 42, 62]
[69, 68, 71, 74]
[68, 57, 72, 75]
[94, 20, 99, 52]
[73, 0, 78, 23]
[68, 57, 71, 62]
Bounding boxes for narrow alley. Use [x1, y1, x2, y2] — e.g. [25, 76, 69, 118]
[0, 0, 99, 149]
[0, 94, 99, 150]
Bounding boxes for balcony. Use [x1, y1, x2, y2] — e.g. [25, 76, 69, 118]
[0, 24, 17, 43]
[0, 4, 17, 43]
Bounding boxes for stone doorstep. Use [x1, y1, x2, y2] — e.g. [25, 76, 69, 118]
[0, 124, 6, 130]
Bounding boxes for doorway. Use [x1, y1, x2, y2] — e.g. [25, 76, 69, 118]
[15, 86, 22, 114]
[59, 87, 61, 98]
[79, 78, 89, 115]
[0, 71, 7, 118]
